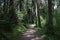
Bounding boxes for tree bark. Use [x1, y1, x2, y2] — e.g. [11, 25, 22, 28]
[47, 0, 54, 35]
[35, 0, 41, 28]
[20, 0, 24, 11]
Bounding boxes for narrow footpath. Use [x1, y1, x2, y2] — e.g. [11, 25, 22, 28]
[17, 24, 45, 40]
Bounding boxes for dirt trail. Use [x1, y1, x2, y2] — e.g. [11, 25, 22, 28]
[17, 28, 44, 40]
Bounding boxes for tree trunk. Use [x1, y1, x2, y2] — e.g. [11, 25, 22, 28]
[20, 0, 24, 11]
[35, 0, 41, 28]
[47, 0, 54, 35]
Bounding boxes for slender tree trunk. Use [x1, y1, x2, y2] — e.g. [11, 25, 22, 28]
[47, 0, 54, 35]
[9, 0, 17, 21]
[20, 0, 24, 11]
[35, 0, 41, 28]
[3, 0, 7, 19]
[31, 0, 36, 24]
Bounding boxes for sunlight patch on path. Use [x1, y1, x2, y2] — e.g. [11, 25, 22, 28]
[31, 37, 40, 40]
[28, 24, 36, 28]
[20, 28, 43, 40]
[23, 29, 36, 35]
[26, 35, 35, 37]
[17, 24, 45, 40]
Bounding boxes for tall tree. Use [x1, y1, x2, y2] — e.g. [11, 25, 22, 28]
[8, 0, 18, 31]
[47, 0, 54, 35]
[1, 0, 18, 32]
[35, 0, 41, 28]
[19, 0, 24, 11]
[0, 0, 9, 40]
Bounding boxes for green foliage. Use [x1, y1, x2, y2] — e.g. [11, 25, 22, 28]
[38, 2, 60, 40]
[0, 23, 26, 40]
[0, 0, 60, 40]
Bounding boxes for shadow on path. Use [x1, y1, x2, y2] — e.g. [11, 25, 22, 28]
[17, 28, 45, 40]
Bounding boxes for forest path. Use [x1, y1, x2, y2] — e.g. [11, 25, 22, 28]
[17, 24, 45, 40]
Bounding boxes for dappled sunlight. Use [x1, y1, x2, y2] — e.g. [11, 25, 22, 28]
[31, 35, 46, 40]
[28, 24, 36, 28]
[40, 16, 46, 27]
[23, 29, 36, 35]
[17, 29, 21, 32]
[31, 37, 40, 40]
[26, 35, 35, 37]
[40, 16, 44, 21]
[17, 26, 26, 32]
[1, 0, 60, 40]
[17, 26, 44, 40]
[17, 27, 22, 32]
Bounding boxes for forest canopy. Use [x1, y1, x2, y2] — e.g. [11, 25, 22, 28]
[0, 0, 60, 40]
